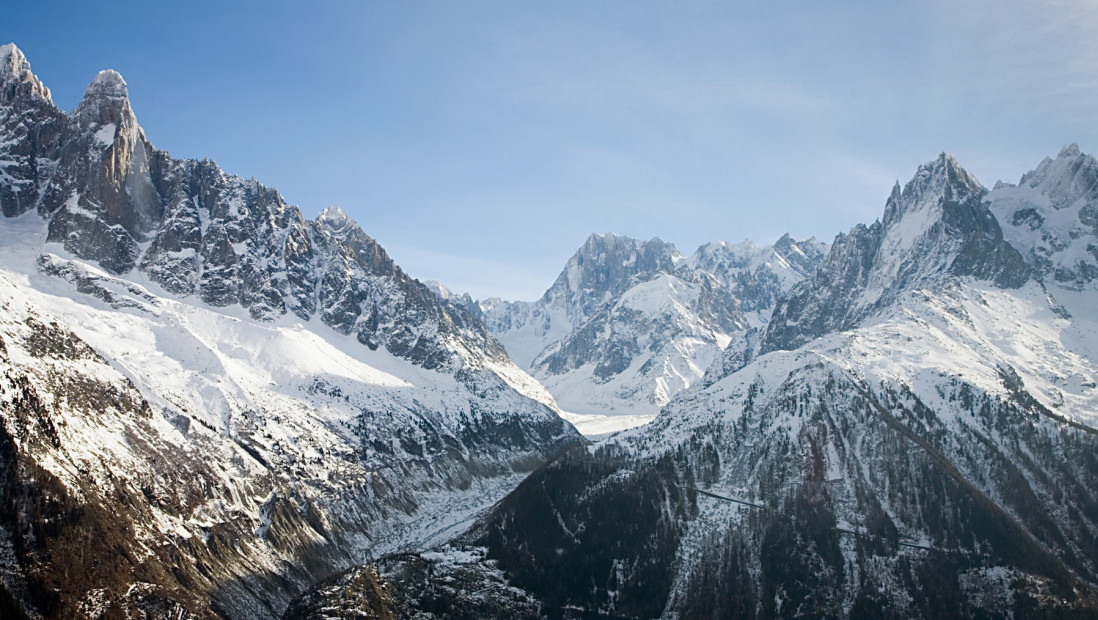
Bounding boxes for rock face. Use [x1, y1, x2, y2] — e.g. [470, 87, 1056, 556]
[297, 150, 1098, 618]
[0, 44, 578, 620]
[0, 44, 64, 219]
[478, 232, 826, 416]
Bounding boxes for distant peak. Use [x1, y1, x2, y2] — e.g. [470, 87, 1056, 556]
[423, 279, 452, 299]
[318, 205, 350, 221]
[1058, 143, 1082, 159]
[585, 231, 635, 245]
[1017, 144, 1098, 207]
[579, 232, 681, 260]
[695, 240, 729, 253]
[582, 232, 631, 250]
[771, 233, 798, 253]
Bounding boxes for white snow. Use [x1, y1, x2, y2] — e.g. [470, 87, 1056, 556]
[93, 123, 116, 147]
[558, 409, 655, 438]
[483, 232, 825, 419]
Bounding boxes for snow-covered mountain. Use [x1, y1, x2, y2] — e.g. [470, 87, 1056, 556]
[0, 43, 578, 620]
[295, 149, 1098, 618]
[476, 232, 826, 424]
[988, 143, 1098, 291]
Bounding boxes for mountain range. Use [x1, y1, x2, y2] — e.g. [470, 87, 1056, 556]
[468, 232, 826, 429]
[2, 42, 1098, 620]
[295, 149, 1098, 618]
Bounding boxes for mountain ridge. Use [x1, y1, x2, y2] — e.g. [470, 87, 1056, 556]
[5, 40, 1098, 620]
[295, 148, 1098, 619]
[0, 43, 579, 620]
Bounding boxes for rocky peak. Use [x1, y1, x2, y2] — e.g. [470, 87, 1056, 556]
[0, 42, 24, 74]
[0, 43, 63, 219]
[571, 233, 680, 271]
[74, 69, 136, 128]
[566, 233, 679, 289]
[1017, 143, 1098, 210]
[691, 240, 757, 271]
[771, 232, 795, 252]
[759, 153, 1027, 358]
[0, 43, 52, 104]
[312, 205, 400, 285]
[882, 152, 984, 231]
[543, 232, 681, 323]
[771, 233, 827, 275]
[987, 145, 1098, 289]
[41, 64, 160, 273]
[869, 152, 1023, 291]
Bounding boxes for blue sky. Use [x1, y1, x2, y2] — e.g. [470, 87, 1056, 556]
[6, 1, 1098, 300]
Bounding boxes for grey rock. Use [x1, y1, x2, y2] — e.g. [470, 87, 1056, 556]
[0, 44, 64, 218]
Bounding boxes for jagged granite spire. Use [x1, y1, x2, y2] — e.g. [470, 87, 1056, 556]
[759, 153, 1027, 356]
[74, 69, 133, 125]
[0, 43, 51, 104]
[40, 65, 160, 272]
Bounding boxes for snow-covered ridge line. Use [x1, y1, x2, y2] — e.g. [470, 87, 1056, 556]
[0, 42, 581, 619]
